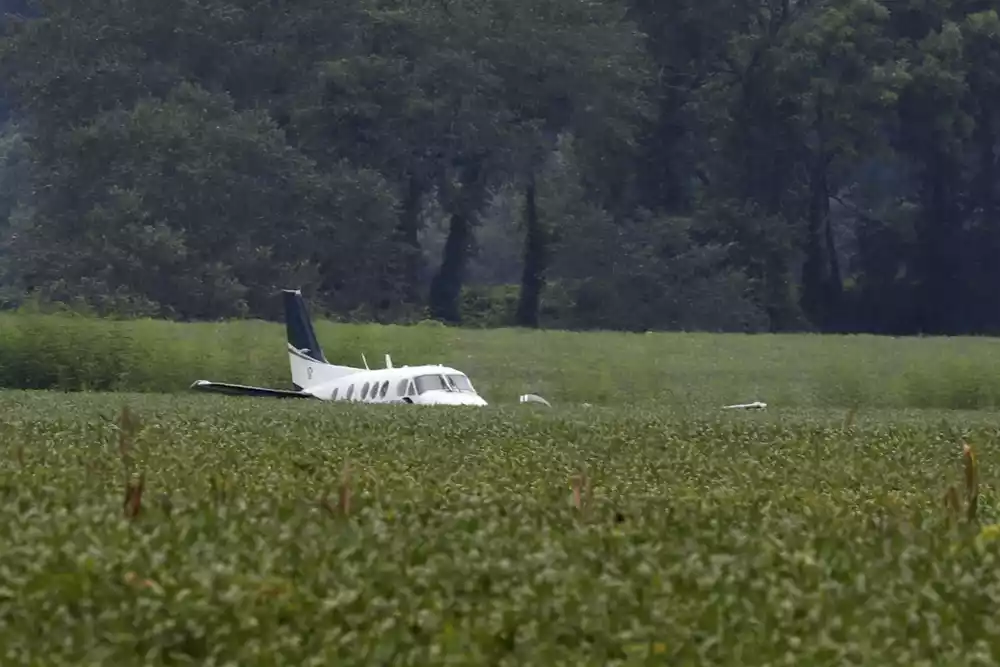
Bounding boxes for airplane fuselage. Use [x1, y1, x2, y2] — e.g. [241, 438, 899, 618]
[191, 289, 489, 407]
[299, 362, 488, 406]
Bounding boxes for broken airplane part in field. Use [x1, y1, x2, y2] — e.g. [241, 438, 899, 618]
[721, 401, 767, 410]
[190, 289, 491, 406]
[519, 393, 552, 407]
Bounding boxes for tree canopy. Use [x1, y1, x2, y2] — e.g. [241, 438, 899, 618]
[1, 0, 997, 334]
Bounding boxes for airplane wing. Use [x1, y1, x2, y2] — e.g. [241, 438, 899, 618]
[189, 380, 318, 399]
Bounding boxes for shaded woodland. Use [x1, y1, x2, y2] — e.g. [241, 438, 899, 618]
[0, 0, 997, 334]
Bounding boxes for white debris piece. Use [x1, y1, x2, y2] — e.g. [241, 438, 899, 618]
[519, 394, 552, 407]
[721, 401, 767, 410]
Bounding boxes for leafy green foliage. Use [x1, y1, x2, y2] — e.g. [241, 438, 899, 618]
[3, 81, 400, 320]
[0, 392, 999, 663]
[1, 0, 999, 335]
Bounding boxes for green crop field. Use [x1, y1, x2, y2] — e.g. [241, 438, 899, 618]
[1, 388, 1000, 665]
[4, 312, 1000, 409]
[3, 315, 1000, 663]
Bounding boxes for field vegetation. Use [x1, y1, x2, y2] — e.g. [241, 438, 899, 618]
[1, 390, 999, 664]
[2, 0, 998, 659]
[3, 312, 1000, 410]
[4, 314, 1000, 662]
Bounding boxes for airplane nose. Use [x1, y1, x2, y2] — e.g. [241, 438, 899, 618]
[451, 392, 487, 406]
[416, 391, 488, 406]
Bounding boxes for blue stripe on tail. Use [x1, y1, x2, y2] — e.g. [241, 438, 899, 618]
[282, 289, 327, 363]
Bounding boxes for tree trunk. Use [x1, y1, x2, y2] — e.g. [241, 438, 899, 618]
[635, 96, 691, 213]
[428, 210, 470, 323]
[428, 159, 484, 323]
[732, 73, 801, 331]
[801, 149, 841, 330]
[975, 110, 1000, 331]
[976, 110, 998, 225]
[914, 148, 963, 334]
[822, 179, 842, 325]
[515, 175, 545, 328]
[397, 175, 424, 305]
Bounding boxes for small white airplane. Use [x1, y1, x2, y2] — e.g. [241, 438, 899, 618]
[190, 289, 489, 406]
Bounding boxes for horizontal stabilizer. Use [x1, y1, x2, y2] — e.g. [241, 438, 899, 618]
[189, 380, 316, 399]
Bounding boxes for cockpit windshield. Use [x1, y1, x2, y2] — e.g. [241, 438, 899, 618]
[414, 374, 449, 394]
[412, 373, 477, 394]
[446, 374, 474, 392]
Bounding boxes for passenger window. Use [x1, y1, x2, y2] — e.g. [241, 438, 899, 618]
[332, 388, 338, 400]
[361, 382, 369, 399]
[379, 381, 388, 398]
[397, 379, 408, 396]
[346, 385, 354, 400]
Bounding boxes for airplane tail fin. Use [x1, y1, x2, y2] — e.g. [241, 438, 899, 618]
[282, 289, 356, 389]
[283, 289, 327, 363]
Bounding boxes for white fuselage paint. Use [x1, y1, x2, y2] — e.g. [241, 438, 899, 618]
[289, 344, 488, 406]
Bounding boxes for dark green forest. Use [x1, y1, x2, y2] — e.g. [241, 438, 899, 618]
[0, 0, 997, 334]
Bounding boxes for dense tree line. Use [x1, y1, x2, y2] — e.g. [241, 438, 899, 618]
[0, 0, 997, 334]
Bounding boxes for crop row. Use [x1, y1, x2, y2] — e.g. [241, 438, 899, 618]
[1, 391, 999, 663]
